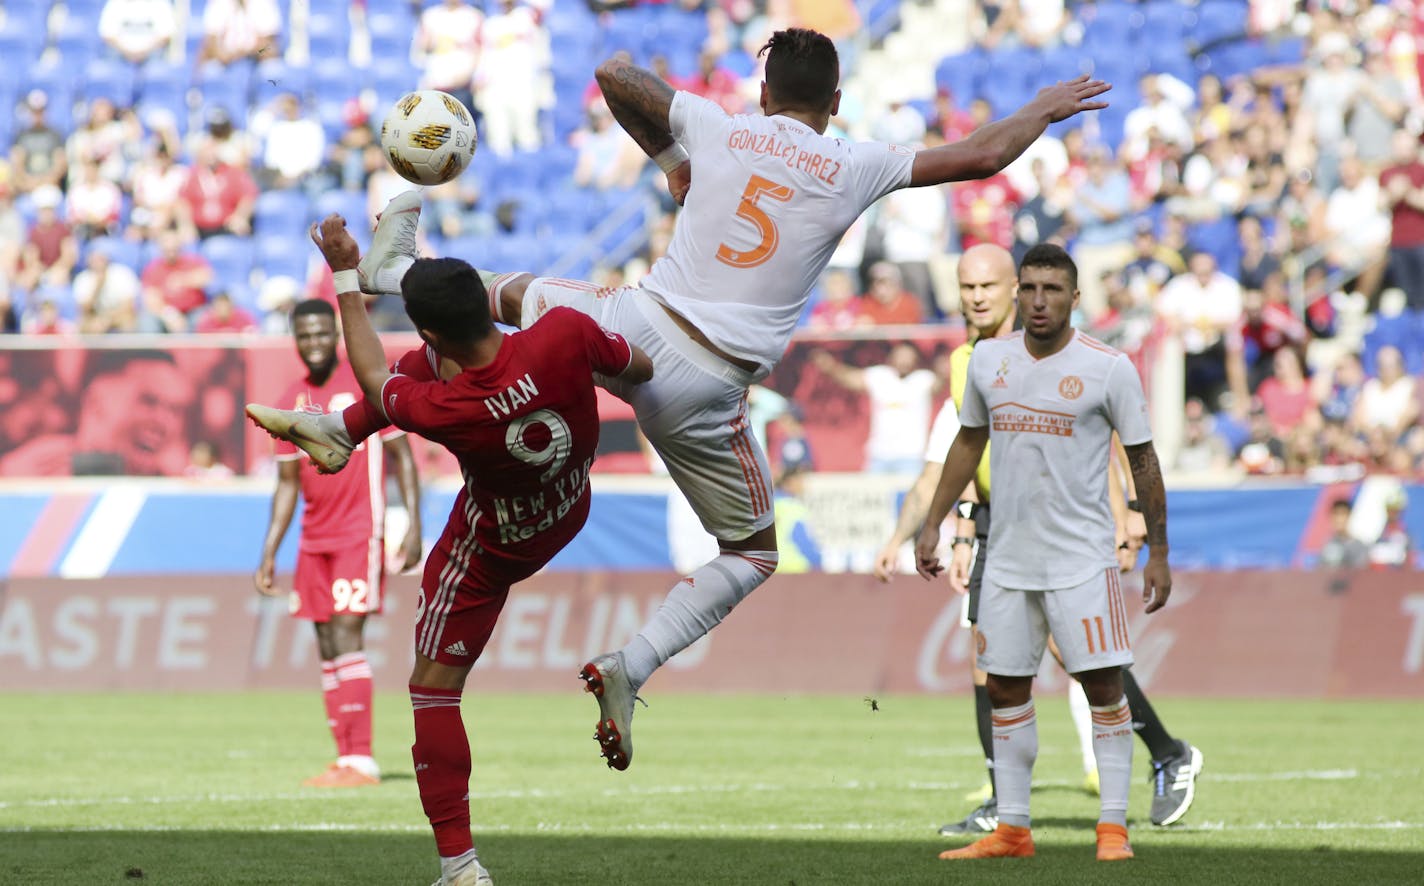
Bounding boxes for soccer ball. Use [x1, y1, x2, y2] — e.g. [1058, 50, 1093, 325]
[380, 90, 478, 186]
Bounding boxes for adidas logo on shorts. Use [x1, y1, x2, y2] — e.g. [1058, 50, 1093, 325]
[443, 641, 469, 656]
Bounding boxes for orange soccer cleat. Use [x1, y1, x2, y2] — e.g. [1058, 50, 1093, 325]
[302, 764, 381, 788]
[1096, 822, 1134, 861]
[938, 823, 1035, 860]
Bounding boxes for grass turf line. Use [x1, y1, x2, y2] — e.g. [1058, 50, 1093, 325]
[3, 693, 1421, 885]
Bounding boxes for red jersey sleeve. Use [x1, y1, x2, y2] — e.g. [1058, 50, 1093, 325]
[392, 344, 442, 382]
[379, 373, 449, 436]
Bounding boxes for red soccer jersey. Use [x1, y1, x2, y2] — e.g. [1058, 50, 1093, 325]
[380, 308, 633, 587]
[276, 360, 403, 552]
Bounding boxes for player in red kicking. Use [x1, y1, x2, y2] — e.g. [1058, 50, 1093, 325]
[250, 214, 653, 886]
[255, 298, 423, 788]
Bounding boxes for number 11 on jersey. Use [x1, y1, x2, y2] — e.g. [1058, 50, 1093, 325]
[716, 175, 794, 269]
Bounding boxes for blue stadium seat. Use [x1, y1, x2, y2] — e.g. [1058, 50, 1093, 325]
[1080, 1, 1142, 52]
[253, 61, 311, 106]
[1040, 45, 1091, 84]
[257, 234, 312, 281]
[1267, 36, 1306, 67]
[311, 57, 368, 104]
[935, 49, 987, 104]
[312, 190, 370, 231]
[1145, 45, 1198, 85]
[367, 10, 414, 62]
[1192, 0, 1249, 48]
[1203, 39, 1269, 82]
[1361, 312, 1412, 376]
[0, 22, 45, 71]
[200, 235, 258, 291]
[308, 10, 351, 64]
[82, 58, 139, 107]
[138, 59, 192, 107]
[1142, 0, 1192, 43]
[254, 190, 312, 238]
[1187, 216, 1242, 274]
[195, 63, 253, 120]
[652, 6, 708, 57]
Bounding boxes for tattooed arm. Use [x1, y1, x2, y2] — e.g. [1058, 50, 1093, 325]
[1124, 440, 1171, 613]
[594, 57, 678, 159]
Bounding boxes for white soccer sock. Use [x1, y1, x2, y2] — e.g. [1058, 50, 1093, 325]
[372, 255, 415, 294]
[1091, 696, 1134, 827]
[621, 550, 778, 689]
[313, 411, 355, 449]
[991, 700, 1037, 828]
[440, 849, 478, 881]
[1068, 679, 1096, 775]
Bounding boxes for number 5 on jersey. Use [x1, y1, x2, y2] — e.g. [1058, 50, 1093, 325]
[716, 175, 794, 269]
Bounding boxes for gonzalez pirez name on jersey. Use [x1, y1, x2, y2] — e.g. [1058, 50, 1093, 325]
[726, 126, 843, 186]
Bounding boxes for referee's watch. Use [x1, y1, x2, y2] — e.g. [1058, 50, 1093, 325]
[1126, 499, 1142, 513]
[951, 536, 976, 548]
[953, 499, 978, 522]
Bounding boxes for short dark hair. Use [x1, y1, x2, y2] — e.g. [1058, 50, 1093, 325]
[1018, 243, 1078, 290]
[758, 28, 839, 112]
[291, 298, 335, 322]
[1330, 498, 1353, 513]
[400, 257, 491, 344]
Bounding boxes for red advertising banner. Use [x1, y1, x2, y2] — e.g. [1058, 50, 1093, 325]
[0, 325, 966, 478]
[2, 570, 1419, 697]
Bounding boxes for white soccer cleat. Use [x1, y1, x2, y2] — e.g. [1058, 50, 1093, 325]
[245, 404, 351, 474]
[431, 859, 493, 886]
[358, 189, 422, 295]
[579, 651, 639, 771]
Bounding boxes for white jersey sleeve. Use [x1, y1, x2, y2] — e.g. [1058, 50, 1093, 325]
[958, 350, 989, 428]
[669, 90, 731, 153]
[923, 397, 961, 464]
[846, 140, 917, 208]
[1104, 356, 1152, 446]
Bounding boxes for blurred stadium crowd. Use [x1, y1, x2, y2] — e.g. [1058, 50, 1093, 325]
[0, 0, 1422, 483]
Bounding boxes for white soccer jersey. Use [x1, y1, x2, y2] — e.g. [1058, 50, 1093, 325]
[923, 394, 961, 465]
[958, 331, 1153, 590]
[640, 91, 915, 371]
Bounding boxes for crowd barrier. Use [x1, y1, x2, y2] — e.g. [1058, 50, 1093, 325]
[2, 570, 1419, 697]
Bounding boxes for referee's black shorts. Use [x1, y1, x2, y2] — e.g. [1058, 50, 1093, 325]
[966, 501, 990, 625]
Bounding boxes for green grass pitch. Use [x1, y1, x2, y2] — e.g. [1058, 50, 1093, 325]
[3, 692, 1420, 884]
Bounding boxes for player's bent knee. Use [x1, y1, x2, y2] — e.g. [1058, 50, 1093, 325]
[985, 674, 1033, 708]
[1071, 666, 1125, 705]
[409, 652, 473, 691]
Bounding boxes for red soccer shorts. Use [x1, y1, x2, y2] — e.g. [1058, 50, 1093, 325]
[413, 556, 511, 666]
[291, 539, 386, 621]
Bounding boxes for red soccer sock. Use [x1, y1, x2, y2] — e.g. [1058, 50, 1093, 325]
[342, 398, 389, 443]
[410, 684, 473, 858]
[321, 660, 344, 756]
[334, 652, 374, 758]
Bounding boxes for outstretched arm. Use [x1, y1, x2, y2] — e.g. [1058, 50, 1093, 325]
[309, 215, 392, 402]
[595, 57, 678, 160]
[810, 350, 867, 391]
[909, 74, 1110, 186]
[1123, 440, 1171, 612]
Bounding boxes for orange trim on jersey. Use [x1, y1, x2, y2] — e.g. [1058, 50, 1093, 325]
[543, 277, 601, 291]
[1076, 332, 1124, 357]
[988, 401, 1078, 420]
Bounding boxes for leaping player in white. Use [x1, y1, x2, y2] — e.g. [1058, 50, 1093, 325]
[330, 28, 1110, 772]
[915, 243, 1171, 862]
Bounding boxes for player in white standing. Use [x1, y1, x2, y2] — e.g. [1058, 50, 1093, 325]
[916, 244, 1171, 861]
[354, 28, 1111, 770]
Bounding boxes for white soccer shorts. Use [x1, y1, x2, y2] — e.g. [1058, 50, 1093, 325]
[976, 567, 1135, 676]
[520, 278, 775, 542]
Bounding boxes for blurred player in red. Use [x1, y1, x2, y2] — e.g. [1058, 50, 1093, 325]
[255, 298, 424, 788]
[249, 215, 653, 886]
[349, 29, 1112, 773]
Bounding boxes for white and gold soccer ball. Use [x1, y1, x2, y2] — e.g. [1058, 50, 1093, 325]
[379, 90, 478, 186]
